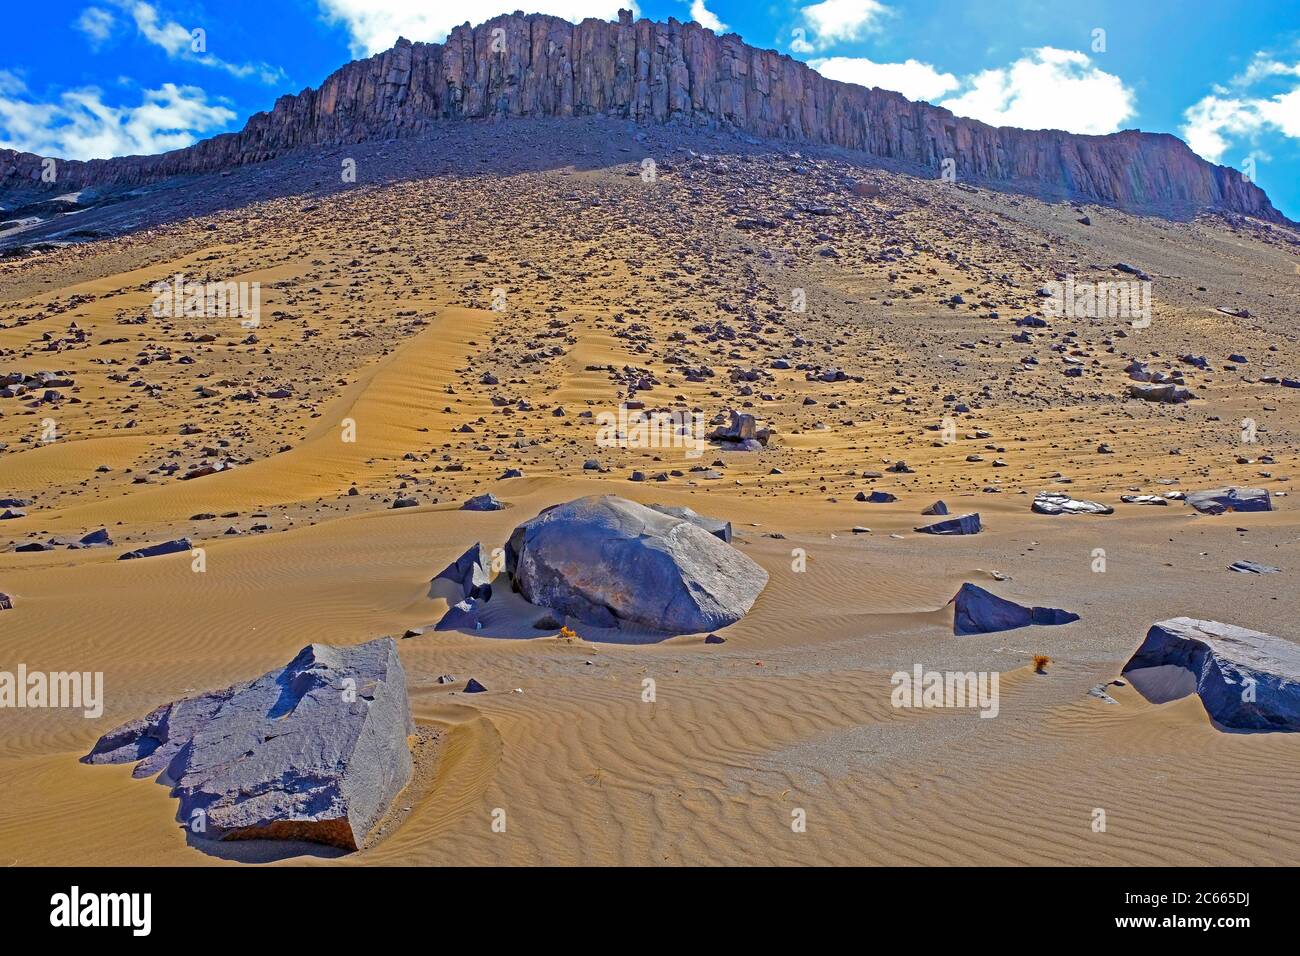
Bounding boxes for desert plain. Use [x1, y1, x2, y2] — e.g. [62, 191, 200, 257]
[1, 117, 1298, 866]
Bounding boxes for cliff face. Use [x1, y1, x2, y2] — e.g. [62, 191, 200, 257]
[0, 9, 1285, 222]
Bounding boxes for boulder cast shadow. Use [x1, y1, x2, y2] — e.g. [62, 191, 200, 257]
[432, 583, 685, 646]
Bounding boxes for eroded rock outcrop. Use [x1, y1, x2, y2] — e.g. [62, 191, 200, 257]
[1, 10, 1285, 222]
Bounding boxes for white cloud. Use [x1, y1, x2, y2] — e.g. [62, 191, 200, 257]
[1182, 55, 1300, 164]
[75, 7, 116, 47]
[797, 0, 889, 50]
[688, 0, 727, 33]
[939, 47, 1135, 135]
[809, 56, 958, 102]
[316, 1, 639, 57]
[804, 47, 1134, 135]
[93, 1, 288, 84]
[126, 0, 192, 55]
[1183, 97, 1255, 162]
[0, 73, 236, 160]
[1235, 56, 1300, 88]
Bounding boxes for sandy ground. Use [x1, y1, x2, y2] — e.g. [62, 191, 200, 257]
[0, 120, 1298, 866]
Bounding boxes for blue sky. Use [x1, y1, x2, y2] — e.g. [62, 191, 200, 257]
[3, 1, 1299, 216]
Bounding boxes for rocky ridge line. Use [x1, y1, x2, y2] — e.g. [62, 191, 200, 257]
[0, 9, 1286, 223]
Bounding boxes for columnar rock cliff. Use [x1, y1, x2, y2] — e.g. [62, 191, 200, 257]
[0, 9, 1286, 222]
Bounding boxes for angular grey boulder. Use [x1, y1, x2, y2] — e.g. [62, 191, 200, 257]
[1122, 618, 1300, 732]
[462, 493, 505, 511]
[951, 583, 1080, 635]
[436, 597, 484, 631]
[1129, 383, 1195, 403]
[1186, 487, 1272, 514]
[505, 495, 767, 633]
[707, 410, 770, 451]
[647, 503, 732, 543]
[915, 513, 981, 535]
[119, 537, 192, 560]
[0, 591, 11, 610]
[433, 542, 492, 602]
[82, 638, 414, 850]
[1126, 359, 1154, 382]
[1229, 560, 1281, 574]
[1032, 492, 1113, 515]
[70, 528, 113, 548]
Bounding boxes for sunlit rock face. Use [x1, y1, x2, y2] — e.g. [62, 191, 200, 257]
[0, 11, 1285, 223]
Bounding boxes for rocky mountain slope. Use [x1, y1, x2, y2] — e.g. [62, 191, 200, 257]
[0, 8, 1287, 223]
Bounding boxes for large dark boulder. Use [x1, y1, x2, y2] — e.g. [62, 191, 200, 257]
[1122, 618, 1300, 732]
[82, 638, 414, 850]
[505, 496, 767, 633]
[1186, 487, 1272, 514]
[951, 583, 1080, 635]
